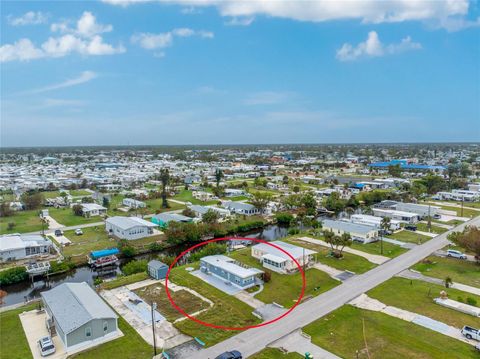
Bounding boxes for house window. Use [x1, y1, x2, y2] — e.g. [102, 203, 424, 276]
[103, 321, 108, 332]
[85, 327, 92, 337]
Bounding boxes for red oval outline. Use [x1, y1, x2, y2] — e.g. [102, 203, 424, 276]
[165, 237, 306, 331]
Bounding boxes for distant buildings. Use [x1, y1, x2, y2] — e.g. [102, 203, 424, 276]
[368, 159, 446, 173]
[122, 198, 146, 208]
[106, 216, 157, 240]
[222, 201, 260, 216]
[41, 282, 119, 352]
[0, 234, 52, 262]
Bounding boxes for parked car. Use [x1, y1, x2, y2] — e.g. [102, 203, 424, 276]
[75, 228, 83, 235]
[215, 350, 242, 359]
[447, 249, 467, 260]
[54, 229, 63, 237]
[461, 326, 480, 340]
[38, 336, 56, 357]
[405, 225, 417, 231]
[433, 214, 441, 219]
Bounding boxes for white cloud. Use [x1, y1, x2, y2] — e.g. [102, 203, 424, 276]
[336, 31, 422, 62]
[26, 71, 97, 94]
[244, 91, 293, 105]
[7, 11, 48, 26]
[1, 12, 125, 63]
[225, 17, 255, 26]
[131, 27, 213, 51]
[102, 0, 472, 30]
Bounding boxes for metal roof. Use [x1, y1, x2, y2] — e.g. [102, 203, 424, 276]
[252, 241, 316, 260]
[152, 213, 192, 223]
[106, 216, 157, 230]
[322, 219, 377, 235]
[148, 259, 168, 270]
[201, 255, 263, 278]
[0, 234, 51, 252]
[41, 282, 117, 335]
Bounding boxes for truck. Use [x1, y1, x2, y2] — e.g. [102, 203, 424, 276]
[461, 326, 480, 340]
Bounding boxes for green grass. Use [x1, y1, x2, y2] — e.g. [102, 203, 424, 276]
[144, 199, 185, 212]
[134, 283, 211, 321]
[0, 303, 36, 359]
[426, 202, 480, 218]
[169, 265, 261, 346]
[387, 230, 431, 244]
[415, 222, 448, 234]
[412, 256, 480, 288]
[368, 277, 480, 329]
[350, 240, 408, 258]
[303, 305, 476, 359]
[286, 238, 377, 274]
[71, 315, 151, 359]
[99, 272, 150, 290]
[60, 226, 165, 265]
[229, 248, 340, 307]
[69, 189, 92, 197]
[172, 190, 218, 205]
[248, 348, 303, 359]
[0, 210, 45, 234]
[41, 191, 62, 199]
[48, 207, 102, 226]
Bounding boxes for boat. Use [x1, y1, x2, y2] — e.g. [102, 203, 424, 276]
[87, 248, 120, 268]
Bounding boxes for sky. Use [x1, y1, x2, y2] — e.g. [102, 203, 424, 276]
[1, 0, 479, 147]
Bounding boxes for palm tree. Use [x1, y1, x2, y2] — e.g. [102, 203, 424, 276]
[160, 168, 170, 208]
[215, 168, 223, 188]
[380, 217, 391, 255]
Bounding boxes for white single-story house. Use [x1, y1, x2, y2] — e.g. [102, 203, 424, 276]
[394, 202, 440, 218]
[80, 203, 107, 218]
[322, 219, 379, 244]
[41, 282, 119, 352]
[200, 255, 263, 289]
[122, 198, 146, 209]
[372, 208, 419, 224]
[251, 240, 316, 274]
[0, 234, 52, 262]
[349, 214, 401, 231]
[106, 216, 158, 240]
[224, 189, 246, 197]
[189, 204, 231, 219]
[435, 189, 480, 202]
[222, 201, 260, 216]
[192, 191, 216, 202]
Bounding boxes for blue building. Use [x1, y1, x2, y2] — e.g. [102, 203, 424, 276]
[368, 159, 445, 172]
[200, 255, 263, 289]
[147, 260, 169, 280]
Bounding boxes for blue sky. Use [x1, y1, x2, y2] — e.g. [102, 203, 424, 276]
[1, 0, 479, 147]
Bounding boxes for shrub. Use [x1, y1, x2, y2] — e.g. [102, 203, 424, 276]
[0, 267, 28, 286]
[262, 271, 272, 283]
[148, 242, 163, 252]
[288, 227, 300, 235]
[466, 297, 478, 307]
[275, 212, 294, 226]
[121, 245, 136, 258]
[122, 259, 148, 276]
[457, 296, 464, 303]
[93, 277, 103, 286]
[48, 260, 75, 274]
[7, 222, 15, 230]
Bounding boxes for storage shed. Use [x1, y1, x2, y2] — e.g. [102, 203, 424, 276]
[148, 260, 169, 280]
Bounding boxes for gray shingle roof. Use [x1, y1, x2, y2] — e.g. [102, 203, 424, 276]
[41, 282, 117, 334]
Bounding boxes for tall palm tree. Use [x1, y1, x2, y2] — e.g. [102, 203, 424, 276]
[160, 168, 170, 208]
[380, 217, 391, 255]
[215, 168, 223, 188]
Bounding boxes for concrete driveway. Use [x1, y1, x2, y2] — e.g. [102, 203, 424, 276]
[19, 310, 67, 359]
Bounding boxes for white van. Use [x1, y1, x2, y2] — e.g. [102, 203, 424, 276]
[447, 249, 467, 260]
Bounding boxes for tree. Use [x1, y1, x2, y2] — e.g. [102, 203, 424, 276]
[160, 168, 170, 208]
[380, 217, 391, 255]
[388, 164, 402, 177]
[448, 226, 480, 262]
[202, 209, 220, 224]
[72, 204, 83, 216]
[251, 192, 272, 213]
[323, 230, 352, 258]
[0, 202, 13, 217]
[282, 175, 289, 185]
[324, 192, 346, 214]
[275, 212, 294, 226]
[215, 168, 224, 188]
[21, 192, 44, 210]
[102, 197, 110, 208]
[182, 207, 196, 218]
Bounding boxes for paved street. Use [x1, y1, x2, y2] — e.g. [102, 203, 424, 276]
[193, 216, 480, 359]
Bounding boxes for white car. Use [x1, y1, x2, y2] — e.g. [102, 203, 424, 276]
[38, 336, 56, 357]
[75, 228, 83, 235]
[447, 249, 467, 260]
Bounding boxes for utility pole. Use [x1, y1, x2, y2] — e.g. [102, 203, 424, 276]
[461, 196, 464, 217]
[151, 302, 157, 356]
[428, 203, 431, 232]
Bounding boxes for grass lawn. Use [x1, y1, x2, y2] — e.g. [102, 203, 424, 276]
[286, 238, 377, 274]
[69, 189, 92, 197]
[303, 305, 476, 359]
[134, 283, 210, 321]
[0, 210, 45, 234]
[412, 256, 480, 288]
[415, 222, 448, 234]
[367, 277, 480, 329]
[61, 226, 165, 265]
[71, 315, 151, 359]
[387, 230, 431, 244]
[99, 272, 149, 290]
[172, 190, 218, 205]
[350, 240, 408, 258]
[222, 195, 250, 202]
[168, 265, 261, 346]
[0, 303, 36, 359]
[248, 348, 303, 359]
[48, 207, 103, 226]
[426, 203, 480, 218]
[229, 248, 340, 308]
[144, 198, 185, 212]
[41, 191, 62, 199]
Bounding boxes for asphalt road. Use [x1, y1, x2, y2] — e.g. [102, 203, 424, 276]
[193, 216, 480, 359]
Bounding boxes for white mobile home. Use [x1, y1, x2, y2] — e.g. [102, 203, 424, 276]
[0, 234, 52, 262]
[350, 214, 401, 231]
[322, 219, 379, 244]
[106, 216, 158, 240]
[372, 208, 419, 224]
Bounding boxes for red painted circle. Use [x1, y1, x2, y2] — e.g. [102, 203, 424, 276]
[164, 237, 306, 331]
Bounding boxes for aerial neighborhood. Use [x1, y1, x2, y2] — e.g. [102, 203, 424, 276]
[0, 144, 479, 359]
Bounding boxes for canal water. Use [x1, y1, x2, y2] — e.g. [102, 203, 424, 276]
[1, 224, 291, 307]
